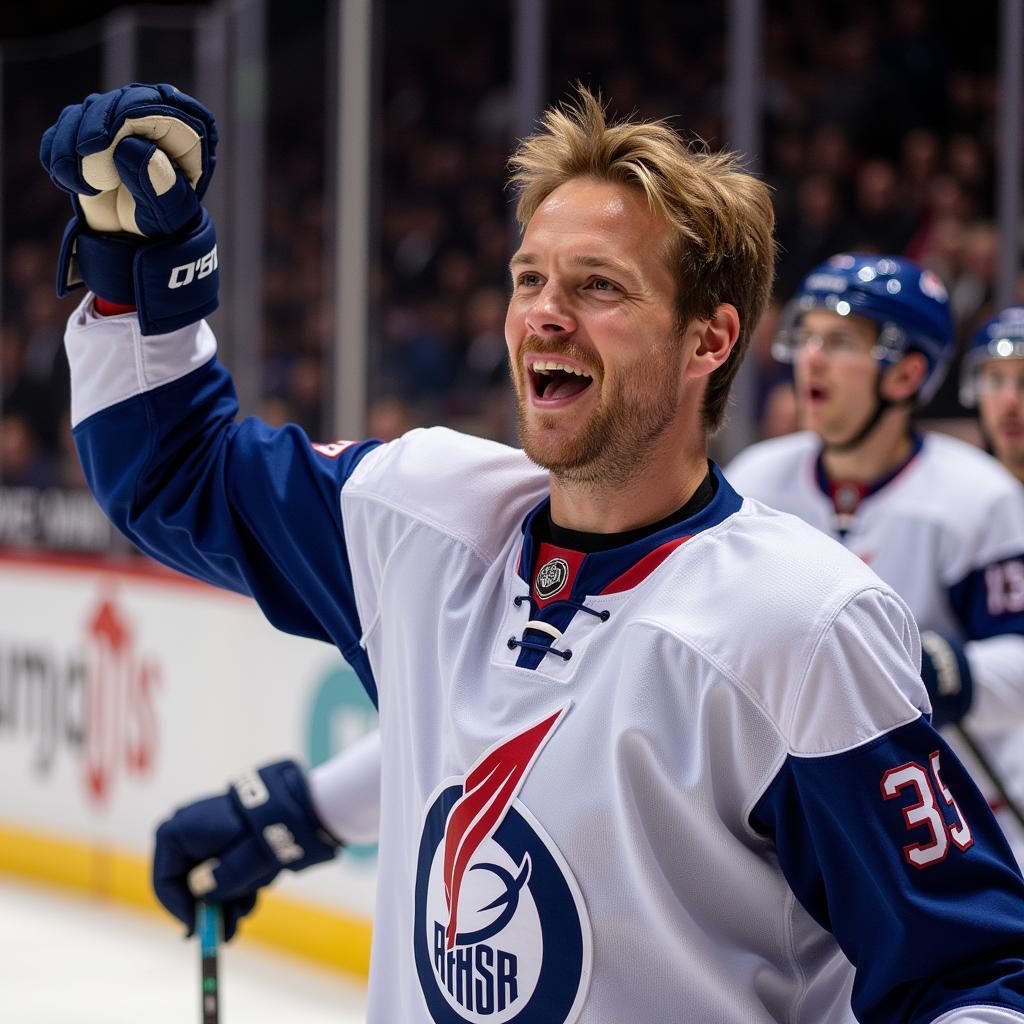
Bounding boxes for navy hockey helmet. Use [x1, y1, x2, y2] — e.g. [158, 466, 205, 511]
[960, 306, 1024, 407]
[772, 253, 955, 403]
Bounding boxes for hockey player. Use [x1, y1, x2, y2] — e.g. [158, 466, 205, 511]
[961, 306, 1024, 486]
[727, 255, 1024, 859]
[42, 84, 1024, 1024]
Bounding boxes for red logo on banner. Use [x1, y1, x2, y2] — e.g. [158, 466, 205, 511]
[83, 595, 161, 806]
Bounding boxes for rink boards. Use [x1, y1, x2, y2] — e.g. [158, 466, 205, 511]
[0, 549, 377, 978]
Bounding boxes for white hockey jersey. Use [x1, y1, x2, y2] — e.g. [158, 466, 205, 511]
[66, 300, 1024, 1024]
[727, 431, 1024, 851]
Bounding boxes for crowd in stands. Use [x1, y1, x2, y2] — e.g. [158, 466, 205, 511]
[0, 0, 1015, 500]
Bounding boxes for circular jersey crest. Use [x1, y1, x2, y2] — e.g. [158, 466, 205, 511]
[414, 784, 591, 1023]
[535, 558, 570, 601]
[833, 483, 861, 515]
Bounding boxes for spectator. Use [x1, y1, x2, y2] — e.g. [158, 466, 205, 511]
[1, 412, 54, 487]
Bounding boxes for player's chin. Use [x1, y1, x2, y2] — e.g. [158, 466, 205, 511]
[519, 419, 587, 468]
[797, 407, 824, 435]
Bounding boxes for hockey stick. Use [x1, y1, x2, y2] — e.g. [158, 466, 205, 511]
[953, 723, 1024, 833]
[197, 900, 222, 1024]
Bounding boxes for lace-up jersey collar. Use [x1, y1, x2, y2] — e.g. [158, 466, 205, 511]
[508, 463, 743, 668]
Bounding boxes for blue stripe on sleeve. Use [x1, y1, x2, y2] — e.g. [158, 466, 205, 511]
[750, 716, 1024, 1024]
[73, 356, 381, 705]
[948, 555, 1024, 641]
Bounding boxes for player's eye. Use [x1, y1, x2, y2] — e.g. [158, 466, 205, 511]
[587, 277, 618, 293]
[790, 329, 820, 352]
[823, 334, 862, 355]
[792, 330, 866, 356]
[516, 272, 542, 289]
[978, 371, 1024, 395]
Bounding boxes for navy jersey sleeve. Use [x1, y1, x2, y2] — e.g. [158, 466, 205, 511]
[949, 554, 1024, 641]
[73, 354, 382, 702]
[946, 476, 1024, 642]
[751, 717, 1024, 1024]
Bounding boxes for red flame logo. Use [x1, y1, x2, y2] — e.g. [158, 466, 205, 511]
[442, 707, 566, 949]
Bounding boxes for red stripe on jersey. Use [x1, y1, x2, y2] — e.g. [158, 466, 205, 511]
[601, 536, 691, 595]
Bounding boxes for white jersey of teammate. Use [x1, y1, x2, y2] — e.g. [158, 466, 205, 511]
[66, 302, 1024, 1023]
[728, 430, 1024, 854]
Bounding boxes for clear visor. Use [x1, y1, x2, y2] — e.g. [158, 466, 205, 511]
[770, 295, 904, 365]
[959, 338, 1024, 406]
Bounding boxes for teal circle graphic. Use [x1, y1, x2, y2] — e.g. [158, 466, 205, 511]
[306, 662, 379, 862]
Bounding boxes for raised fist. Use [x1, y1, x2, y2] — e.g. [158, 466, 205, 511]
[40, 83, 220, 335]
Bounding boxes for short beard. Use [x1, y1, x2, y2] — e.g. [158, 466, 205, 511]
[514, 341, 684, 489]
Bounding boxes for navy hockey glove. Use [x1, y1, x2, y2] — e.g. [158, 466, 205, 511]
[152, 760, 340, 940]
[919, 630, 974, 727]
[39, 83, 218, 335]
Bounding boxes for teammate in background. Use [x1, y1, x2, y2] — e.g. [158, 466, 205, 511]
[961, 306, 1024, 486]
[42, 85, 1024, 1024]
[727, 255, 1024, 859]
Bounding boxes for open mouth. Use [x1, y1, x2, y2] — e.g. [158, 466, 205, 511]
[805, 384, 829, 404]
[528, 359, 595, 405]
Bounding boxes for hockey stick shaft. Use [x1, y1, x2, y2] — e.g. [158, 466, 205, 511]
[197, 900, 222, 1024]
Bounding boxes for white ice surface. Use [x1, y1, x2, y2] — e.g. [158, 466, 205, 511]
[0, 876, 368, 1023]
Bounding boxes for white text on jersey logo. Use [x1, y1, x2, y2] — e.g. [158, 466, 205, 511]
[413, 706, 591, 1023]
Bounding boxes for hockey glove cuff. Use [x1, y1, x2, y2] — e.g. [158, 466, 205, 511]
[152, 760, 341, 941]
[919, 630, 974, 728]
[58, 205, 218, 335]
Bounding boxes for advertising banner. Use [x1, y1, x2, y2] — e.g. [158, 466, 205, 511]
[0, 551, 378, 968]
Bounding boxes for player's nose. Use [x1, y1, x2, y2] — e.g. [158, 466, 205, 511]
[796, 341, 827, 374]
[525, 280, 577, 336]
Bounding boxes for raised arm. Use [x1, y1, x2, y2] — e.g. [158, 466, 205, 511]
[41, 85, 382, 697]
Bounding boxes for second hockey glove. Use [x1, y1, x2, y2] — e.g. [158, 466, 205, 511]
[152, 760, 340, 940]
[919, 630, 974, 728]
[39, 83, 219, 335]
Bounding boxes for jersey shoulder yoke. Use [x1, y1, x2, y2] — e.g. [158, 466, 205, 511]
[343, 427, 548, 563]
[642, 500, 925, 756]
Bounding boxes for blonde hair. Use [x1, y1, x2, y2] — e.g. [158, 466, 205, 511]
[508, 87, 776, 433]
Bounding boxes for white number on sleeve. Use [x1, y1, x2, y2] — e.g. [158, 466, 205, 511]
[880, 752, 972, 868]
[929, 751, 973, 851]
[986, 559, 1024, 615]
[881, 762, 948, 868]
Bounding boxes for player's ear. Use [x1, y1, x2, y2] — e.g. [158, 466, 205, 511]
[882, 351, 928, 403]
[685, 303, 740, 381]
